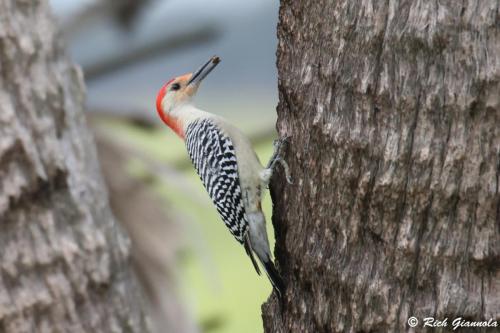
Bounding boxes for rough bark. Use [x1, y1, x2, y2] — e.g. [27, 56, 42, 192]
[264, 1, 500, 332]
[0, 0, 149, 332]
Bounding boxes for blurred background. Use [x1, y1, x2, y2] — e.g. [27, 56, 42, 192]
[49, 0, 279, 332]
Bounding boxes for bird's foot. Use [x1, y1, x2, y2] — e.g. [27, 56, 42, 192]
[264, 136, 293, 185]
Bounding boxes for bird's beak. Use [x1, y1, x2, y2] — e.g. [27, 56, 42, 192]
[188, 56, 220, 86]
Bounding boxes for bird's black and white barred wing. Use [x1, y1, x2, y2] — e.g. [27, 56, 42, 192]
[185, 118, 248, 243]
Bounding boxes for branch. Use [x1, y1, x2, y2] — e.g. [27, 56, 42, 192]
[83, 26, 221, 81]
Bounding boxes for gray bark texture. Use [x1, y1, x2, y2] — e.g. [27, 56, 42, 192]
[264, 1, 500, 332]
[0, 0, 149, 332]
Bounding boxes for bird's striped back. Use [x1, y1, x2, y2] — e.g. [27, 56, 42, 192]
[185, 118, 248, 243]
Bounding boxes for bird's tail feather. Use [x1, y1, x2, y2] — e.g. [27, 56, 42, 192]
[262, 259, 284, 298]
[244, 237, 261, 275]
[244, 228, 284, 297]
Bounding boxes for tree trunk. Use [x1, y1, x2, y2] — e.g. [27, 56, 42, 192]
[0, 1, 149, 332]
[94, 128, 198, 333]
[264, 1, 500, 332]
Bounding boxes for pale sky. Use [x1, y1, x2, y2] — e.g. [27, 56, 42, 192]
[49, 0, 279, 125]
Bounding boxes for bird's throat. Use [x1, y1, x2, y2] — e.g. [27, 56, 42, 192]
[159, 111, 184, 139]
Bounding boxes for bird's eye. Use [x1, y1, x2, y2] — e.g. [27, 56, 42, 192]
[171, 83, 181, 91]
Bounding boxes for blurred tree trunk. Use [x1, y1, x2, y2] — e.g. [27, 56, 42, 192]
[94, 128, 198, 333]
[0, 1, 148, 332]
[264, 1, 500, 332]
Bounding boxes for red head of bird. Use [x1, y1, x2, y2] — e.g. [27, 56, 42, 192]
[156, 56, 220, 138]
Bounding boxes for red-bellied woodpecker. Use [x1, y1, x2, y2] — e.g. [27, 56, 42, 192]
[155, 56, 291, 297]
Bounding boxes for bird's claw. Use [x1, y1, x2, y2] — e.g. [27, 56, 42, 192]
[278, 158, 293, 184]
[266, 135, 293, 185]
[273, 135, 290, 151]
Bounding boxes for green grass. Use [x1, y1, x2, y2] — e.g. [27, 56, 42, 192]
[101, 119, 277, 333]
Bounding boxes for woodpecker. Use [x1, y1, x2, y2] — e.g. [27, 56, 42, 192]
[155, 56, 291, 297]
